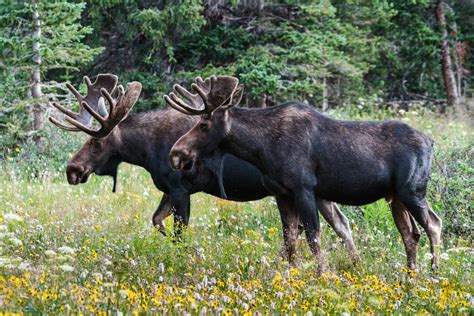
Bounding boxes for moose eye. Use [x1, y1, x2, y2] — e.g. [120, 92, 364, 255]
[199, 123, 209, 132]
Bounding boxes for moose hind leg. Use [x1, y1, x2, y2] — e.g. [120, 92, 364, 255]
[390, 198, 421, 270]
[399, 196, 442, 270]
[317, 198, 359, 265]
[276, 196, 299, 264]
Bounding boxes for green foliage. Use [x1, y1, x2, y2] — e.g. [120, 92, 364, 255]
[0, 0, 101, 148]
[173, 1, 394, 105]
[131, 1, 205, 64]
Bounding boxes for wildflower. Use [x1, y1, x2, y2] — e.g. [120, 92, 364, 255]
[59, 264, 74, 272]
[440, 253, 449, 260]
[45, 250, 57, 257]
[3, 213, 22, 222]
[58, 246, 75, 255]
[119, 290, 129, 298]
[0, 257, 12, 267]
[9, 237, 22, 247]
[0, 225, 7, 232]
[18, 261, 30, 271]
[103, 258, 112, 266]
[394, 300, 401, 310]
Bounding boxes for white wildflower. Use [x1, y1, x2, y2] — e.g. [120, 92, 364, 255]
[59, 264, 74, 272]
[3, 213, 22, 222]
[158, 262, 165, 273]
[18, 261, 31, 271]
[103, 258, 112, 266]
[119, 290, 129, 298]
[58, 246, 75, 255]
[9, 237, 22, 247]
[440, 252, 449, 260]
[45, 250, 57, 257]
[423, 252, 433, 261]
[0, 225, 7, 232]
[55, 255, 74, 262]
[261, 256, 270, 268]
[0, 257, 12, 267]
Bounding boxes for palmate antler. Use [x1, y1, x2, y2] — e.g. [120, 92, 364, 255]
[49, 75, 142, 138]
[49, 74, 118, 131]
[164, 75, 244, 115]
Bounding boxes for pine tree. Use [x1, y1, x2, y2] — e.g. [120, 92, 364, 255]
[0, 0, 101, 146]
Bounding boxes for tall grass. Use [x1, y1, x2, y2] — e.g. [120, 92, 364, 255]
[0, 107, 472, 313]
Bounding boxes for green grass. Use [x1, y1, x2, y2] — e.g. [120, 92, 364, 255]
[0, 108, 472, 314]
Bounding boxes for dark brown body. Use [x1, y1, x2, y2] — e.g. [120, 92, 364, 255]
[66, 107, 358, 260]
[170, 99, 442, 270]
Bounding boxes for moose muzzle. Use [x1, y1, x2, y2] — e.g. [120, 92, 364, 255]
[66, 164, 91, 185]
[169, 149, 195, 171]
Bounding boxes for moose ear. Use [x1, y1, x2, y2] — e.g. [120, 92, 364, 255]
[224, 84, 244, 109]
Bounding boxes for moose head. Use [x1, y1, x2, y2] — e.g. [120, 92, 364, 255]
[49, 74, 142, 191]
[165, 75, 244, 171]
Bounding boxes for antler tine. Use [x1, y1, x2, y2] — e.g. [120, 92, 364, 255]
[48, 116, 81, 132]
[64, 116, 99, 135]
[81, 101, 106, 125]
[100, 88, 116, 116]
[164, 81, 208, 115]
[174, 84, 207, 110]
[164, 95, 195, 115]
[169, 92, 206, 115]
[195, 76, 211, 93]
[83, 75, 93, 87]
[66, 82, 83, 102]
[51, 101, 79, 119]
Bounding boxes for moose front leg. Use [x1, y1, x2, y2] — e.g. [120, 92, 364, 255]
[152, 194, 172, 236]
[276, 195, 299, 264]
[170, 190, 191, 239]
[296, 189, 326, 273]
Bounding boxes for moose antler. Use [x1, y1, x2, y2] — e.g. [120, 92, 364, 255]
[164, 75, 243, 115]
[49, 74, 118, 131]
[58, 81, 142, 138]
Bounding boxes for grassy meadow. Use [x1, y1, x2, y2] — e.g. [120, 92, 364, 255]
[0, 108, 473, 314]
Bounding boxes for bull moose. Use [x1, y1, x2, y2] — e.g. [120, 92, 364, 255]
[49, 74, 359, 262]
[166, 75, 442, 271]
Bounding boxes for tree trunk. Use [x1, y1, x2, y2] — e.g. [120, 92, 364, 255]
[436, 0, 460, 107]
[32, 2, 44, 146]
[321, 77, 328, 111]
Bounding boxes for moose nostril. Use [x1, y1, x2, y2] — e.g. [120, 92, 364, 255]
[66, 164, 85, 185]
[170, 155, 181, 170]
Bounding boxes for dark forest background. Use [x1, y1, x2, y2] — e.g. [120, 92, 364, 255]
[0, 0, 472, 150]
